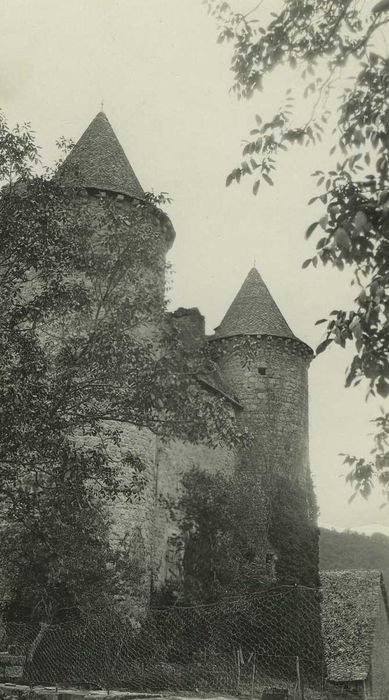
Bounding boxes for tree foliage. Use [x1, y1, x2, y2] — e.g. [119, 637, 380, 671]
[164, 466, 319, 604]
[156, 466, 323, 678]
[0, 113, 244, 621]
[205, 0, 389, 500]
[170, 467, 269, 604]
[268, 475, 320, 588]
[319, 526, 389, 584]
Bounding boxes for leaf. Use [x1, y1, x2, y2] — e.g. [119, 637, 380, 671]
[302, 258, 312, 269]
[377, 377, 389, 398]
[316, 338, 333, 355]
[358, 289, 367, 305]
[262, 173, 274, 186]
[253, 180, 260, 196]
[319, 215, 328, 230]
[305, 221, 319, 239]
[334, 227, 351, 250]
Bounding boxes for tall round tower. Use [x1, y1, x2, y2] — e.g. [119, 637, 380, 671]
[56, 112, 177, 609]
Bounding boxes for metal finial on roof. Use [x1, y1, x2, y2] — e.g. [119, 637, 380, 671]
[100, 99, 104, 112]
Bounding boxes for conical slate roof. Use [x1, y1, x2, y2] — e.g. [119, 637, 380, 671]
[57, 112, 144, 199]
[213, 267, 297, 340]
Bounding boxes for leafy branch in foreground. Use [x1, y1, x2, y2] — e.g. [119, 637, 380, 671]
[205, 0, 388, 192]
[205, 0, 389, 500]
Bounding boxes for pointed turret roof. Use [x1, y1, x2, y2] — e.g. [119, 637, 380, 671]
[57, 112, 144, 199]
[212, 267, 297, 340]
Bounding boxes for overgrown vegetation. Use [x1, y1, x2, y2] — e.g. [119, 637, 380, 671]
[269, 475, 320, 588]
[153, 466, 323, 683]
[160, 466, 320, 601]
[165, 467, 270, 604]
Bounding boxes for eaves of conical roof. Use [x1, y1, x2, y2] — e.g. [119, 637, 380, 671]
[56, 112, 144, 199]
[212, 267, 297, 341]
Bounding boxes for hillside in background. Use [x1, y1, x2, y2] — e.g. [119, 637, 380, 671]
[320, 528, 389, 586]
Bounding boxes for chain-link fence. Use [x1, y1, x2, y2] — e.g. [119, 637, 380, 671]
[0, 587, 325, 696]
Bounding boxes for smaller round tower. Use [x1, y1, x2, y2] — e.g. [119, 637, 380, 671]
[210, 267, 313, 487]
[210, 267, 317, 585]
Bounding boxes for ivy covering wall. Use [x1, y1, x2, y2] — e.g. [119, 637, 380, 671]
[268, 473, 320, 589]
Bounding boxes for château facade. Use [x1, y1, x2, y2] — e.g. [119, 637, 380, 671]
[58, 111, 318, 606]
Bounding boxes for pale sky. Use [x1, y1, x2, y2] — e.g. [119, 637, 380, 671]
[1, 0, 388, 533]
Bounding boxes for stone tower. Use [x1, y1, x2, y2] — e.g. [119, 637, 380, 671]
[57, 112, 177, 607]
[58, 111, 175, 301]
[210, 267, 317, 584]
[212, 267, 313, 486]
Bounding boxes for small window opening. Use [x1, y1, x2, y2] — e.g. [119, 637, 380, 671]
[258, 367, 267, 376]
[266, 551, 278, 566]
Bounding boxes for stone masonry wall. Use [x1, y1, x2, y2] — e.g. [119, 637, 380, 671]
[108, 423, 158, 611]
[108, 422, 236, 598]
[211, 335, 314, 576]
[112, 333, 314, 598]
[63, 195, 313, 604]
[88, 192, 173, 610]
[217, 336, 312, 490]
[54, 192, 173, 612]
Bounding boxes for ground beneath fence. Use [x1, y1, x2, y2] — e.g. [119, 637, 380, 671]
[0, 684, 244, 700]
[0, 684, 336, 700]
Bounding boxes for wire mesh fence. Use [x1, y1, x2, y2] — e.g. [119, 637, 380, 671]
[0, 586, 326, 696]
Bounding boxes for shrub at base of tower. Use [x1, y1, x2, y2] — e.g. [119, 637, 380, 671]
[0, 114, 244, 622]
[171, 466, 270, 605]
[152, 467, 324, 687]
[268, 475, 320, 589]
[169, 469, 320, 600]
[268, 474, 324, 682]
